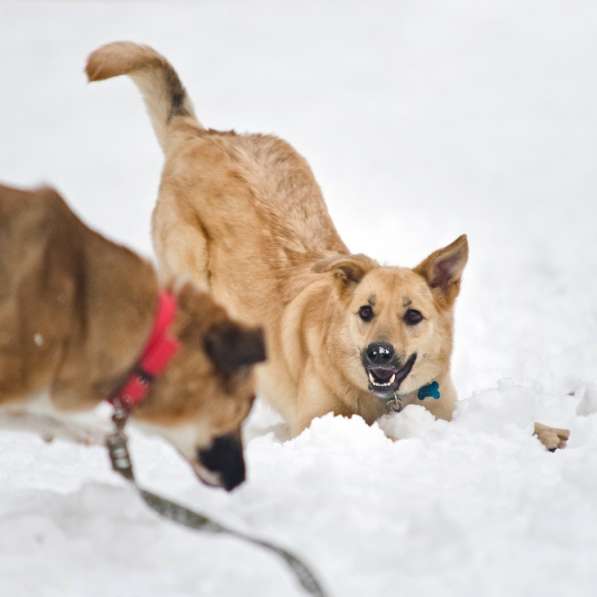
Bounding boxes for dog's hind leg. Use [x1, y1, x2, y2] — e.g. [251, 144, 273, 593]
[152, 200, 211, 290]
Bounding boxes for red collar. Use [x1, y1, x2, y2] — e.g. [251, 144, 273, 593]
[109, 291, 180, 411]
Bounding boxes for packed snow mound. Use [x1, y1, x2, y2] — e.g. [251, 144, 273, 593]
[2, 385, 597, 597]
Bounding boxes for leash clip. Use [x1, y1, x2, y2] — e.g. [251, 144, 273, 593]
[106, 402, 135, 481]
[388, 392, 403, 413]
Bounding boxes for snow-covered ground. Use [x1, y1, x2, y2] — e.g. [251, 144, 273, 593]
[1, 2, 597, 596]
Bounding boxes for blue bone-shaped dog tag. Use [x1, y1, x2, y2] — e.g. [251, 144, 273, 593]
[418, 381, 440, 400]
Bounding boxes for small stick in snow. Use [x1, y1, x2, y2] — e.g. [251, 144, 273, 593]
[533, 422, 570, 451]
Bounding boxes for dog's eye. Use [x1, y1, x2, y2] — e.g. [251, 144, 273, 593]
[404, 308, 423, 325]
[358, 305, 374, 322]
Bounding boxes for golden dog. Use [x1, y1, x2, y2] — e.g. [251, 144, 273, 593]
[0, 183, 264, 489]
[87, 42, 468, 436]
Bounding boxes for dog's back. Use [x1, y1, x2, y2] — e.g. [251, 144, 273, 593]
[0, 184, 74, 274]
[86, 43, 348, 264]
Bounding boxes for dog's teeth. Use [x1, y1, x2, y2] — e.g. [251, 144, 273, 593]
[368, 371, 396, 387]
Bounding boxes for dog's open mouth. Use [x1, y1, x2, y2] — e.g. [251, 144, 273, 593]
[365, 353, 417, 397]
[191, 460, 222, 488]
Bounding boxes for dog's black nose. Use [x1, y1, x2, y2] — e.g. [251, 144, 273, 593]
[197, 433, 246, 491]
[366, 342, 395, 365]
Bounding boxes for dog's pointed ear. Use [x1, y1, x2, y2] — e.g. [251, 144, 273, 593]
[312, 254, 377, 287]
[203, 323, 266, 376]
[414, 234, 468, 307]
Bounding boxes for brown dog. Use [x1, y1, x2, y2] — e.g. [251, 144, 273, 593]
[87, 42, 468, 436]
[0, 183, 265, 490]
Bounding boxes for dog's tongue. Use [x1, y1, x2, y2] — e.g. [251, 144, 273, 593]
[371, 368, 394, 382]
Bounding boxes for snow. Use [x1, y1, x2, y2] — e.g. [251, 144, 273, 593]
[1, 2, 597, 596]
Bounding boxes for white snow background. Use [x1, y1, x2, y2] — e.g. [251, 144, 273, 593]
[1, 2, 597, 596]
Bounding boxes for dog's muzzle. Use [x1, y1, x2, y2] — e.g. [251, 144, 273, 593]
[362, 343, 417, 398]
[194, 434, 246, 491]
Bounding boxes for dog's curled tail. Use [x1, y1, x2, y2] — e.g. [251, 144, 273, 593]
[86, 42, 201, 152]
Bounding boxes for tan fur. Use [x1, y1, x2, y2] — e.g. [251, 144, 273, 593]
[533, 422, 570, 451]
[86, 42, 198, 151]
[87, 42, 469, 435]
[0, 183, 263, 485]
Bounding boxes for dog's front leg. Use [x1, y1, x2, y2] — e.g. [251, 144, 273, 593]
[290, 362, 351, 436]
[41, 416, 108, 446]
[0, 410, 108, 447]
[152, 203, 211, 291]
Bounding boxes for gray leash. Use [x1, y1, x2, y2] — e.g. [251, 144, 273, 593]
[106, 409, 327, 597]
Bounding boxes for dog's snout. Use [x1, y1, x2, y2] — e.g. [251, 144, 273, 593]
[366, 342, 395, 365]
[197, 433, 245, 491]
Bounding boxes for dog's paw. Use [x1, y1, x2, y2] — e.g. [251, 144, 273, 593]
[533, 422, 570, 451]
[73, 427, 107, 446]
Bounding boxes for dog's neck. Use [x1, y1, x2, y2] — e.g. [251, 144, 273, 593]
[108, 291, 180, 413]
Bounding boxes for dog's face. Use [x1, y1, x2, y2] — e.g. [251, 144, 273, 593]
[315, 235, 468, 401]
[136, 283, 265, 491]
